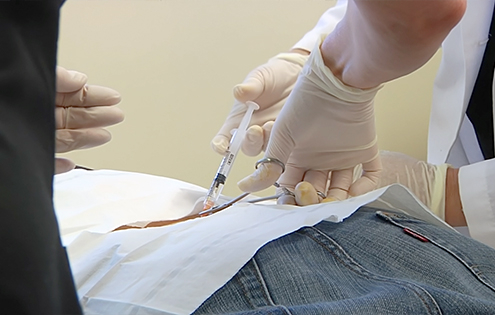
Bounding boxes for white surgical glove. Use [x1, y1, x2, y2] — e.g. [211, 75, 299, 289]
[290, 151, 449, 216]
[355, 151, 449, 219]
[211, 52, 308, 156]
[55, 66, 124, 173]
[238, 38, 382, 202]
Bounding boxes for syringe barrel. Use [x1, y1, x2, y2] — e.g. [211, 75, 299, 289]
[203, 101, 259, 211]
[228, 101, 259, 155]
[203, 177, 225, 211]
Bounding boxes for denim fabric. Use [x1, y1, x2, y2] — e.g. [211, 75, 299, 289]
[194, 207, 495, 314]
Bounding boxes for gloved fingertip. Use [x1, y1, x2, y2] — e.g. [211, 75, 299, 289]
[233, 80, 263, 103]
[294, 181, 319, 206]
[83, 85, 122, 106]
[106, 92, 122, 105]
[111, 106, 125, 124]
[233, 84, 250, 102]
[277, 194, 297, 205]
[98, 129, 112, 144]
[56, 67, 88, 92]
[70, 71, 88, 85]
[238, 164, 281, 193]
[237, 175, 262, 193]
[241, 126, 264, 156]
[245, 125, 263, 141]
[101, 86, 123, 104]
[211, 135, 230, 155]
[55, 158, 76, 174]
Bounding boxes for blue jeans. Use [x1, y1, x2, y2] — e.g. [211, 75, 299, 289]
[194, 207, 495, 314]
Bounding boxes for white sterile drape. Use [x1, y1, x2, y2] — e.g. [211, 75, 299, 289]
[54, 170, 452, 315]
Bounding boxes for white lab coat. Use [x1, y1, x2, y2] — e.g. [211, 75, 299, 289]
[292, 0, 495, 249]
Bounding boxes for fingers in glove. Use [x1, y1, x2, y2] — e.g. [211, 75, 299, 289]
[235, 58, 301, 107]
[55, 157, 76, 174]
[238, 115, 295, 193]
[238, 161, 284, 193]
[212, 101, 250, 154]
[327, 168, 354, 201]
[55, 105, 124, 130]
[273, 184, 296, 205]
[291, 170, 329, 206]
[233, 77, 264, 103]
[214, 56, 299, 156]
[349, 155, 382, 196]
[56, 85, 121, 107]
[211, 134, 231, 155]
[277, 193, 297, 205]
[277, 164, 304, 191]
[261, 121, 274, 152]
[56, 128, 111, 153]
[302, 169, 329, 198]
[273, 165, 304, 205]
[241, 120, 275, 157]
[56, 66, 88, 93]
[294, 181, 320, 206]
[242, 125, 264, 156]
[278, 167, 328, 206]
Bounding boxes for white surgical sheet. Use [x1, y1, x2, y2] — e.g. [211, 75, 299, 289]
[54, 169, 453, 315]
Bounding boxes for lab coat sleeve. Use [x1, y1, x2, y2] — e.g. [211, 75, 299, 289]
[291, 0, 348, 52]
[458, 158, 495, 249]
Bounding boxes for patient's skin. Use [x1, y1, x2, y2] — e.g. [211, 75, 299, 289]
[445, 168, 466, 226]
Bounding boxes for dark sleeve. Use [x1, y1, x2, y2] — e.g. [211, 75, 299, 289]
[0, 1, 82, 314]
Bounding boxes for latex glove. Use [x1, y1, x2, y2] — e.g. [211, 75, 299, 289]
[55, 66, 124, 173]
[238, 38, 382, 201]
[211, 52, 308, 156]
[55, 157, 77, 175]
[289, 151, 449, 218]
[353, 151, 449, 219]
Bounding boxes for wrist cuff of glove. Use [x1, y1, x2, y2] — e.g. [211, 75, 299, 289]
[270, 52, 309, 67]
[304, 34, 383, 104]
[429, 163, 450, 220]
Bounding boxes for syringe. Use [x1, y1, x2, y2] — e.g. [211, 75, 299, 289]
[202, 101, 259, 212]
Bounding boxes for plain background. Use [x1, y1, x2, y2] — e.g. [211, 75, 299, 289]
[57, 0, 442, 197]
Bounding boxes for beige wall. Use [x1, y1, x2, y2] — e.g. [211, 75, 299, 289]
[57, 0, 441, 197]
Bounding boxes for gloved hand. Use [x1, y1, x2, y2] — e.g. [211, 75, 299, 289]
[356, 150, 449, 219]
[238, 37, 382, 201]
[289, 151, 449, 219]
[55, 66, 124, 173]
[211, 52, 308, 156]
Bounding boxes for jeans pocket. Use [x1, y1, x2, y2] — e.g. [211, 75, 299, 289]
[300, 225, 444, 314]
[376, 210, 495, 296]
